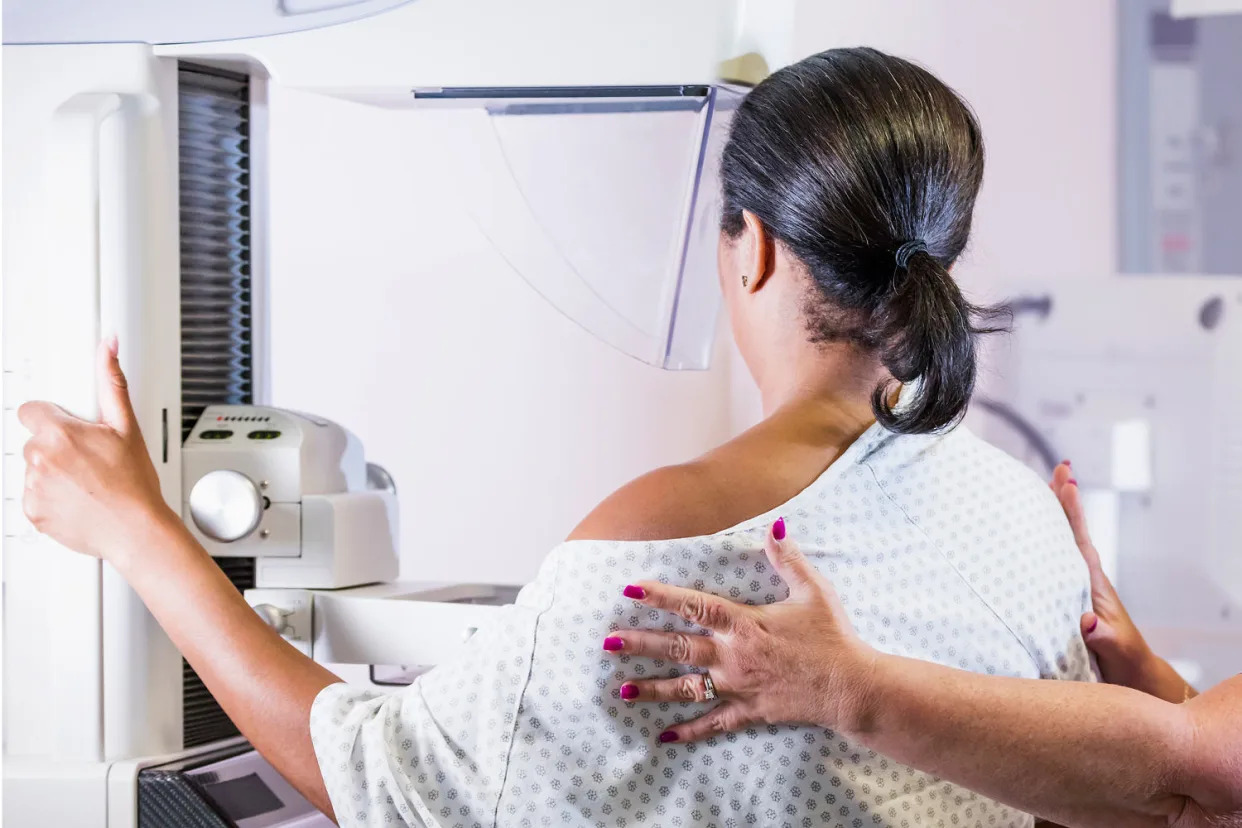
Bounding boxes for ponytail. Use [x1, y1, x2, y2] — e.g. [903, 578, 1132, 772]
[869, 251, 1009, 434]
[719, 48, 1001, 434]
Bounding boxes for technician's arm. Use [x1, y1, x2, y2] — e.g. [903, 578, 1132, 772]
[612, 522, 1242, 828]
[18, 340, 339, 820]
[852, 645, 1240, 828]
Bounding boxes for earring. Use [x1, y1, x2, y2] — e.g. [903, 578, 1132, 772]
[741, 274, 749, 288]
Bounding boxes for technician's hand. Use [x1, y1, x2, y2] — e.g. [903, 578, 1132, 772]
[18, 338, 175, 561]
[1050, 462, 1194, 703]
[603, 520, 878, 742]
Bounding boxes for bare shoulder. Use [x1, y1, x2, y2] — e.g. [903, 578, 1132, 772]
[566, 426, 828, 542]
[567, 461, 729, 542]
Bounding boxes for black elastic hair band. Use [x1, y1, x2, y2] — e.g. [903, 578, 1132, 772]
[894, 240, 928, 270]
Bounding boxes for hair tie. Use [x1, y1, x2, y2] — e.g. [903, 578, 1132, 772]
[894, 240, 928, 271]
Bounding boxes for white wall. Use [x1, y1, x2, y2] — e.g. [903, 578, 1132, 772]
[265, 89, 736, 585]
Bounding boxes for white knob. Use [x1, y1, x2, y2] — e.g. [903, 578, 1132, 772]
[189, 470, 264, 542]
[252, 603, 291, 634]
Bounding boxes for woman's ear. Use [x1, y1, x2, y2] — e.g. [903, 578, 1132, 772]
[741, 210, 772, 294]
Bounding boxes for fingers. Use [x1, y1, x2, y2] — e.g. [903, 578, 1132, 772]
[1056, 478, 1091, 549]
[628, 581, 741, 633]
[603, 629, 717, 667]
[620, 672, 717, 704]
[763, 518, 819, 599]
[95, 336, 136, 435]
[1050, 460, 1073, 493]
[16, 400, 68, 433]
[1055, 476, 1108, 585]
[655, 702, 751, 744]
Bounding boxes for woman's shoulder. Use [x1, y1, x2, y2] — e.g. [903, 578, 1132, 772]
[567, 431, 828, 543]
[566, 460, 732, 542]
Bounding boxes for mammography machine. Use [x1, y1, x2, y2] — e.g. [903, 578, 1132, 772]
[4, 0, 1240, 825]
[2, 1, 774, 824]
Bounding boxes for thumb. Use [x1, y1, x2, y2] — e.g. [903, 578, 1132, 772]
[96, 336, 137, 434]
[763, 518, 819, 599]
[1080, 611, 1122, 657]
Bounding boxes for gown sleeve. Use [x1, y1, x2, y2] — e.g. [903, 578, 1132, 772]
[309, 554, 561, 828]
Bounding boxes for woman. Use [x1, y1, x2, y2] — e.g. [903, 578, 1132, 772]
[614, 469, 1242, 827]
[21, 48, 1096, 826]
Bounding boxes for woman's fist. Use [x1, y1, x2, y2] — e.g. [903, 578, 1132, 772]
[18, 338, 174, 561]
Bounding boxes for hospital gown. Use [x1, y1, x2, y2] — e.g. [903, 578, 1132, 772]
[310, 420, 1097, 828]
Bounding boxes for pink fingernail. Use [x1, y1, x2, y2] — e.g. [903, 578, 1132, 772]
[1085, 616, 1098, 634]
[1062, 459, 1072, 467]
[772, 517, 786, 541]
[602, 637, 624, 651]
[1068, 479, 1078, 486]
[620, 684, 639, 700]
[623, 585, 645, 600]
[658, 730, 679, 743]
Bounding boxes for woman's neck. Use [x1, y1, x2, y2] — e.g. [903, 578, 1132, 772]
[756, 342, 890, 441]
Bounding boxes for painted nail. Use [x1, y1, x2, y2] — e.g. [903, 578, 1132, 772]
[772, 517, 786, 541]
[620, 684, 639, 700]
[658, 730, 679, 743]
[1085, 615, 1098, 634]
[602, 636, 624, 651]
[623, 585, 646, 600]
[1062, 459, 1072, 467]
[1068, 478, 1078, 486]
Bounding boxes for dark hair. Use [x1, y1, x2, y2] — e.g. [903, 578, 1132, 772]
[720, 47, 1009, 434]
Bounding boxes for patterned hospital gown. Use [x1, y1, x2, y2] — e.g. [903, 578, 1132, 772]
[310, 421, 1097, 827]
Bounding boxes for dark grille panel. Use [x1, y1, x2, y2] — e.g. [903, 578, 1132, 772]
[181, 557, 255, 748]
[179, 63, 257, 749]
[179, 64, 254, 441]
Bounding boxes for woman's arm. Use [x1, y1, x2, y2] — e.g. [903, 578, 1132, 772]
[608, 521, 1242, 828]
[854, 650, 1239, 828]
[19, 340, 339, 819]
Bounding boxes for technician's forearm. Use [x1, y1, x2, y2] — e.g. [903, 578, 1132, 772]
[112, 512, 340, 821]
[847, 654, 1195, 828]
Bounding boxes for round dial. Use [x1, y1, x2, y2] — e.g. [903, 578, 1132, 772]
[189, 470, 264, 543]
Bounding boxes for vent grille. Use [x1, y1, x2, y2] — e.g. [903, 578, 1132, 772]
[181, 558, 255, 748]
[179, 64, 254, 441]
[178, 63, 257, 749]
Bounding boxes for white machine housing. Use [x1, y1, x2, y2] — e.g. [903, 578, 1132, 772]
[2, 3, 772, 824]
[183, 405, 398, 589]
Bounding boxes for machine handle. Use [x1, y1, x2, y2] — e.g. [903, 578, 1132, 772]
[253, 603, 293, 635]
[42, 92, 125, 762]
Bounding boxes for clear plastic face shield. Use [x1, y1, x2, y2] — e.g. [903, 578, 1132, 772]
[412, 85, 746, 369]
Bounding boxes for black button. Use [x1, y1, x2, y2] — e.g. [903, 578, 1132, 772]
[247, 430, 282, 440]
[199, 430, 234, 440]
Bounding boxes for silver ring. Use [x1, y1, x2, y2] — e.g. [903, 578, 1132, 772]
[702, 673, 717, 702]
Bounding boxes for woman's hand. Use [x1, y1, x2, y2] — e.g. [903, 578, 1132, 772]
[1050, 462, 1195, 703]
[603, 519, 879, 742]
[18, 337, 176, 562]
[19, 337, 340, 817]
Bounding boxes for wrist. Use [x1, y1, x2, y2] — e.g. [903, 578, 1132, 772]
[827, 641, 884, 736]
[1133, 650, 1193, 703]
[105, 503, 190, 573]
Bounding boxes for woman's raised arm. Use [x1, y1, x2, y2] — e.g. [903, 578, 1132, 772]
[19, 340, 340, 820]
[608, 516, 1242, 828]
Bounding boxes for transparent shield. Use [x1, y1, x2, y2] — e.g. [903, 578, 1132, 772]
[415, 85, 744, 369]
